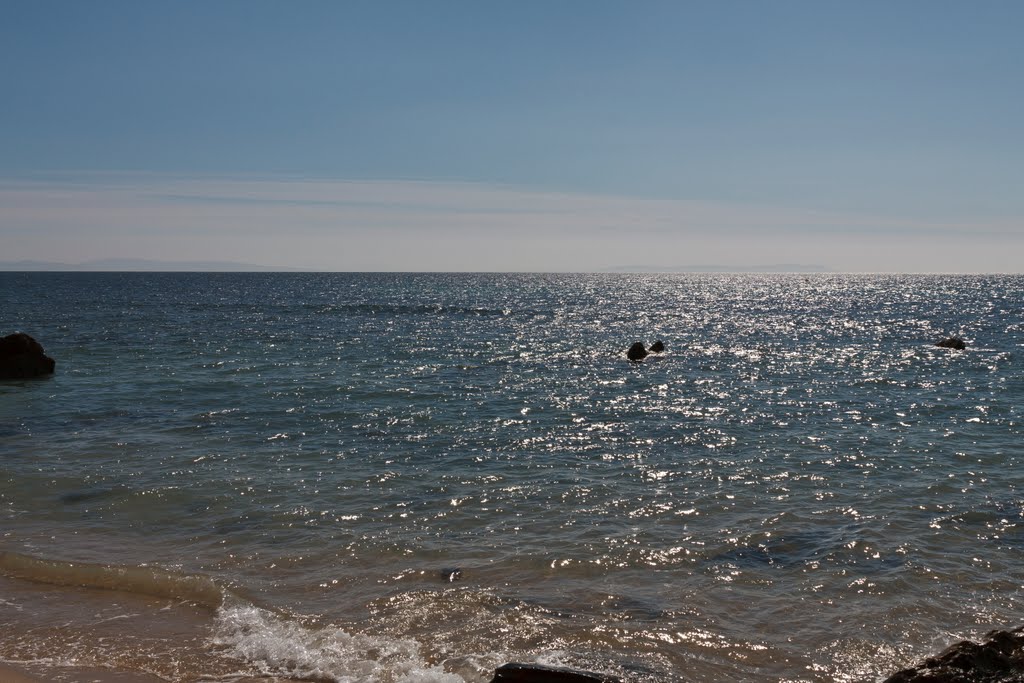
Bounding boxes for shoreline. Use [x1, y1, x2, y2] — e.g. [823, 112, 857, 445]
[0, 661, 171, 683]
[0, 662, 44, 683]
[0, 661, 280, 683]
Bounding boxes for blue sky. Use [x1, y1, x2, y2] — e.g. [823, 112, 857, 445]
[2, 1, 1022, 271]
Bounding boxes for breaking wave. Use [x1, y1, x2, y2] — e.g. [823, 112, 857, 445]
[212, 603, 467, 683]
[0, 550, 227, 609]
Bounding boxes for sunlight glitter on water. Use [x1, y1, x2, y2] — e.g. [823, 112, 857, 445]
[2, 273, 1023, 681]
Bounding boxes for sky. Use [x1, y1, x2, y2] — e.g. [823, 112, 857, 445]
[1, 1, 1022, 272]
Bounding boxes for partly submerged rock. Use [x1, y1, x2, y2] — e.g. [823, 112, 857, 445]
[935, 337, 967, 350]
[883, 626, 1024, 682]
[490, 662, 622, 683]
[649, 340, 665, 353]
[0, 332, 55, 379]
[440, 567, 462, 583]
[626, 342, 648, 361]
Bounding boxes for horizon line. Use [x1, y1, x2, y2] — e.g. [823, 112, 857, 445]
[1, 261, 1020, 276]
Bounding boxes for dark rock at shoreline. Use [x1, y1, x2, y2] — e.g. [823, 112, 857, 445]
[883, 626, 1024, 682]
[935, 337, 967, 350]
[0, 333, 55, 379]
[626, 342, 648, 361]
[649, 340, 665, 353]
[490, 662, 621, 683]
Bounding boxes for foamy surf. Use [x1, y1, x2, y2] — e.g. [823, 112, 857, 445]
[0, 551, 480, 682]
[212, 603, 467, 683]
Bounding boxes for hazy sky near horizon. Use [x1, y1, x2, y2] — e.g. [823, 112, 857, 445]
[2, 1, 1022, 272]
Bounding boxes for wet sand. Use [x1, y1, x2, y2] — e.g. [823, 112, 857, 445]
[0, 663, 43, 683]
[0, 662, 169, 683]
[0, 662, 299, 683]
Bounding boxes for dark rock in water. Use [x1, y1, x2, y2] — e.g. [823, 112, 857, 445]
[648, 340, 665, 353]
[59, 488, 114, 505]
[440, 567, 462, 582]
[490, 662, 621, 683]
[883, 626, 1024, 682]
[935, 337, 967, 350]
[626, 342, 648, 361]
[0, 332, 56, 379]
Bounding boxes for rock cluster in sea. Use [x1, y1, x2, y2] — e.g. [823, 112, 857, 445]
[0, 332, 55, 379]
[884, 626, 1024, 682]
[625, 340, 665, 361]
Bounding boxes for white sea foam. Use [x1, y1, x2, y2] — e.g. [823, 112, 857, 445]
[212, 603, 466, 683]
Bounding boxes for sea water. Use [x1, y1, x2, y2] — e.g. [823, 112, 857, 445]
[1, 272, 1022, 682]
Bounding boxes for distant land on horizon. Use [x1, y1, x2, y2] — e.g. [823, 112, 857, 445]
[0, 258, 307, 272]
[0, 259, 835, 273]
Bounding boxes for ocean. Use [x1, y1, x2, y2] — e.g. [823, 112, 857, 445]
[1, 272, 1022, 682]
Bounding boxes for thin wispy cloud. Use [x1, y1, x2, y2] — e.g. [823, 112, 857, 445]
[1, 174, 1021, 272]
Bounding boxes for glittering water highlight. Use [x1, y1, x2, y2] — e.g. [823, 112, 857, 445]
[1, 272, 1022, 682]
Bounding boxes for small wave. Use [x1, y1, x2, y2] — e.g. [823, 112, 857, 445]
[212, 603, 466, 683]
[309, 303, 552, 320]
[0, 550, 226, 608]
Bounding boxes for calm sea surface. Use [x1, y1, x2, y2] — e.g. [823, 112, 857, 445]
[1, 272, 1023, 682]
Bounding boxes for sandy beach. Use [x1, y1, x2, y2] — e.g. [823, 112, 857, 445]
[0, 663, 42, 683]
[0, 661, 294, 683]
[0, 662, 171, 683]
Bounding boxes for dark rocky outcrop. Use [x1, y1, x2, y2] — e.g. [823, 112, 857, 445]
[626, 342, 648, 361]
[649, 340, 665, 353]
[0, 333, 55, 379]
[490, 662, 621, 683]
[935, 337, 967, 350]
[883, 626, 1024, 683]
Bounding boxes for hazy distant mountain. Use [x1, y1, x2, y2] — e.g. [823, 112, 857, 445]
[0, 258, 306, 272]
[602, 264, 830, 273]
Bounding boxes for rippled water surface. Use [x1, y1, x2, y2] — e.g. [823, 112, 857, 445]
[1, 272, 1023, 682]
